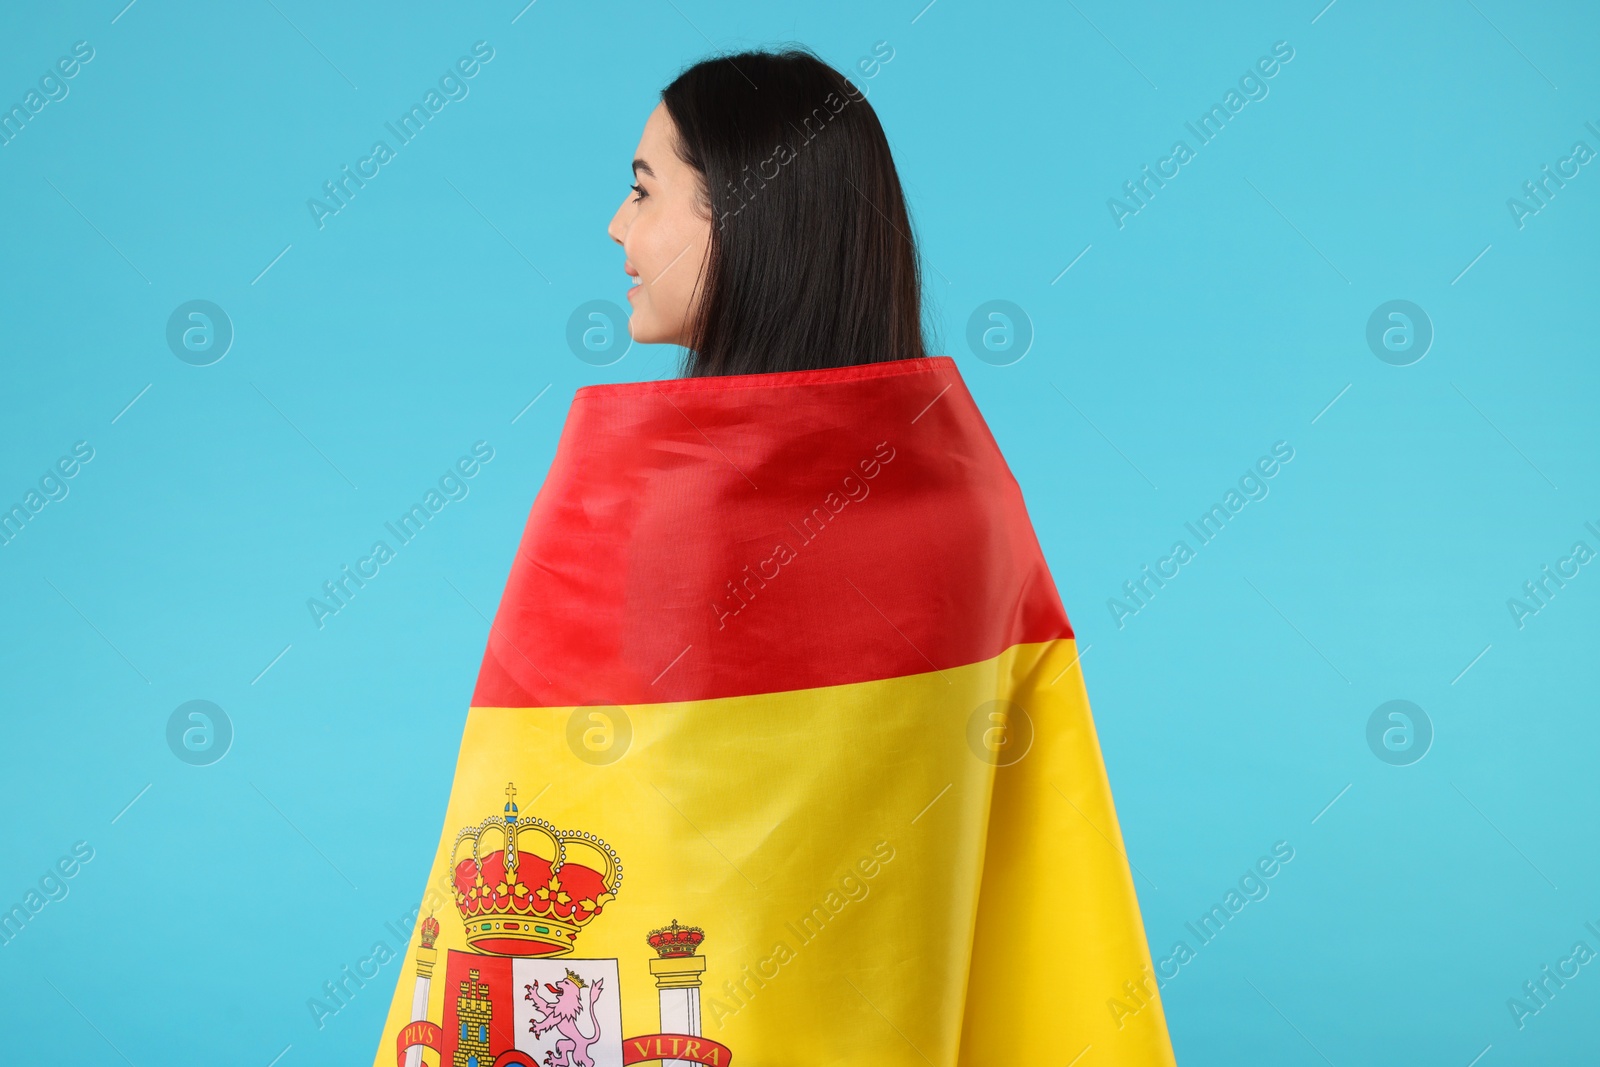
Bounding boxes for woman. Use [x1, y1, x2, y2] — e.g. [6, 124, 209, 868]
[373, 48, 1175, 1066]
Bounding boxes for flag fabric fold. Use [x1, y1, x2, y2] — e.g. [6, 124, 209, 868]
[371, 355, 1175, 1066]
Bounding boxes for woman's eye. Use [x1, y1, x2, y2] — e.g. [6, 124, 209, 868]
[630, 183, 647, 201]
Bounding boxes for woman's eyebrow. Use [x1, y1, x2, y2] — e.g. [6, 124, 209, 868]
[632, 158, 656, 178]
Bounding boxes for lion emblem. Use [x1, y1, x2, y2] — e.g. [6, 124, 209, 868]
[525, 968, 605, 1067]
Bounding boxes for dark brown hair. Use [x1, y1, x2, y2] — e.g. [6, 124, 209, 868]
[660, 46, 930, 377]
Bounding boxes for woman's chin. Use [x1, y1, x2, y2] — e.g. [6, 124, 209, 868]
[627, 317, 669, 345]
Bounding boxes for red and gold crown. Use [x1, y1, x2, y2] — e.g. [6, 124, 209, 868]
[419, 915, 440, 950]
[647, 919, 706, 958]
[450, 782, 622, 957]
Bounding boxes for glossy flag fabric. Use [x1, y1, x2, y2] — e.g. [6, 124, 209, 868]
[371, 356, 1176, 1066]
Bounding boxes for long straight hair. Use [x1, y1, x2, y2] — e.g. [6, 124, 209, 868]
[660, 47, 931, 377]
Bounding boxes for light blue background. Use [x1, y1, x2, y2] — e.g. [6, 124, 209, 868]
[2, 1, 1597, 1063]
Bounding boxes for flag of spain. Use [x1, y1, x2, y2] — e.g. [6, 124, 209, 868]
[372, 356, 1175, 1066]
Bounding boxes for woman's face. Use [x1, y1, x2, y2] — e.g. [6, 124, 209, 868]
[607, 102, 712, 347]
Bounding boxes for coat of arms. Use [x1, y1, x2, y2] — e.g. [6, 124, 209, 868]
[394, 784, 732, 1066]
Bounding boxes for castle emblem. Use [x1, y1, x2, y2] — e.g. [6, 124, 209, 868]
[394, 784, 734, 1067]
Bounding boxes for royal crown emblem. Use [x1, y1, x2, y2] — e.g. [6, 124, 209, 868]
[449, 782, 622, 956]
[647, 919, 706, 958]
[395, 781, 735, 1067]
